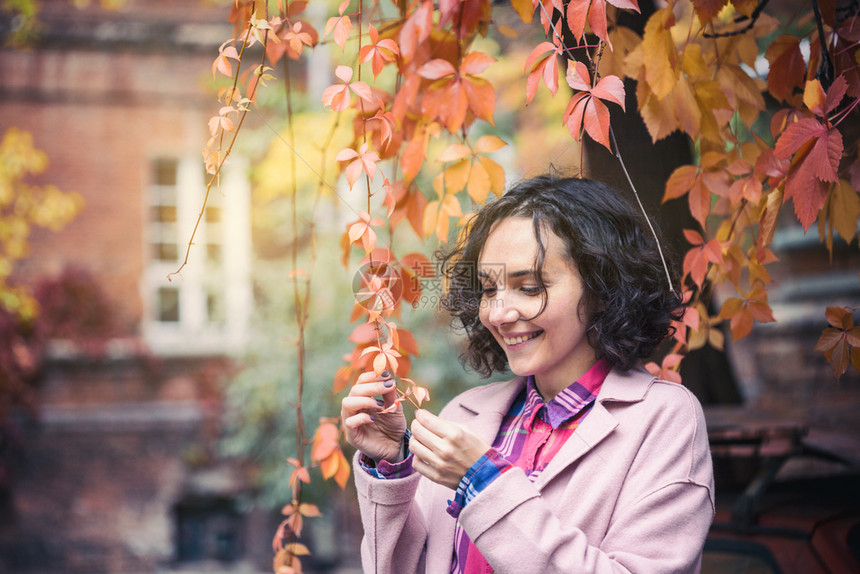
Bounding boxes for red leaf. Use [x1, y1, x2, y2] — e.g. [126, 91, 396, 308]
[692, 0, 729, 23]
[765, 35, 806, 103]
[591, 74, 626, 110]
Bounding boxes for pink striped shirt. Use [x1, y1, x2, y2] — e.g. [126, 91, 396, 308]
[451, 358, 611, 573]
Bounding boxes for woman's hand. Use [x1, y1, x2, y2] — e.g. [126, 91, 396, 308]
[341, 370, 407, 464]
[409, 409, 491, 490]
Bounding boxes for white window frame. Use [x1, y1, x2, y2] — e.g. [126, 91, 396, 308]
[142, 155, 251, 356]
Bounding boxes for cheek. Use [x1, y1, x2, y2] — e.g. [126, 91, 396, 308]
[477, 303, 490, 330]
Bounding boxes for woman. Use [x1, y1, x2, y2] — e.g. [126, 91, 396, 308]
[341, 175, 714, 573]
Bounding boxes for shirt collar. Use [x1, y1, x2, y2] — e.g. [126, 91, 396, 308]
[523, 357, 612, 429]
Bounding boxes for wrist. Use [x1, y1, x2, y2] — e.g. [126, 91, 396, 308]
[380, 429, 411, 464]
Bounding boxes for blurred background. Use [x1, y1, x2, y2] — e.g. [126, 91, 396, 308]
[1, 1, 859, 573]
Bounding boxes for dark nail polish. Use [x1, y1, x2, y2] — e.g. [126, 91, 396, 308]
[376, 398, 385, 406]
[381, 370, 391, 378]
[383, 379, 395, 388]
[369, 415, 376, 422]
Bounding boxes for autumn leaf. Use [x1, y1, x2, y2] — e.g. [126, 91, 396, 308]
[765, 35, 805, 103]
[212, 41, 239, 79]
[566, 0, 640, 46]
[359, 24, 400, 80]
[417, 52, 497, 132]
[562, 61, 625, 151]
[692, 0, 728, 23]
[286, 457, 311, 488]
[719, 287, 776, 341]
[310, 422, 340, 463]
[682, 229, 724, 288]
[640, 8, 677, 100]
[524, 40, 561, 105]
[347, 209, 385, 252]
[321, 65, 375, 112]
[423, 181, 463, 241]
[645, 352, 683, 384]
[360, 341, 401, 374]
[815, 306, 860, 380]
[828, 179, 860, 244]
[773, 117, 843, 230]
[324, 12, 352, 51]
[336, 143, 380, 189]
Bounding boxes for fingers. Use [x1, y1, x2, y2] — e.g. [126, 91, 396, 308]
[413, 409, 459, 437]
[342, 411, 375, 430]
[350, 370, 397, 403]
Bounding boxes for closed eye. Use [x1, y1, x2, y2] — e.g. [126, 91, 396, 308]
[478, 286, 497, 297]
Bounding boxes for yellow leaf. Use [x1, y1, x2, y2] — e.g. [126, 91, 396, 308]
[443, 159, 470, 194]
[680, 44, 708, 79]
[510, 0, 533, 23]
[474, 135, 507, 153]
[285, 542, 311, 556]
[466, 160, 490, 204]
[334, 450, 350, 489]
[803, 79, 826, 116]
[641, 92, 678, 142]
[757, 188, 783, 251]
[642, 8, 678, 99]
[601, 26, 641, 80]
[441, 193, 463, 218]
[831, 179, 860, 243]
[479, 156, 506, 197]
[672, 74, 701, 137]
[437, 143, 472, 163]
[423, 200, 440, 238]
[432, 172, 445, 198]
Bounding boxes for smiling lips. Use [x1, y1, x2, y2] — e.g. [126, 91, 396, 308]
[501, 330, 543, 346]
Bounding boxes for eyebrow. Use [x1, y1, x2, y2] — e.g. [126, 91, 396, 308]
[476, 269, 536, 280]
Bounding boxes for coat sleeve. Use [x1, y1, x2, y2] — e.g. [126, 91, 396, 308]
[456, 386, 714, 574]
[353, 450, 431, 574]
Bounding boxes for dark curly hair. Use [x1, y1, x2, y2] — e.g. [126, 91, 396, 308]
[439, 174, 683, 375]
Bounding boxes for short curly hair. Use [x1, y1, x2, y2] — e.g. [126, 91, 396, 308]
[439, 174, 683, 376]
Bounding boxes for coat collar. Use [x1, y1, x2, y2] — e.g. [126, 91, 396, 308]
[451, 365, 657, 488]
[453, 364, 655, 415]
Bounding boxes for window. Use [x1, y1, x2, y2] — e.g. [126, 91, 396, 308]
[175, 498, 243, 564]
[143, 156, 251, 355]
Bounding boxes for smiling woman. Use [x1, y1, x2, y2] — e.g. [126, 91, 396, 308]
[341, 174, 715, 573]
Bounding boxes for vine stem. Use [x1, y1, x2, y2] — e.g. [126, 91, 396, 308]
[169, 22, 267, 280]
[538, 1, 678, 296]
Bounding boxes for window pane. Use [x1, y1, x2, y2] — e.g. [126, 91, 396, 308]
[206, 291, 224, 325]
[154, 158, 178, 186]
[152, 205, 177, 223]
[206, 243, 221, 264]
[205, 205, 221, 223]
[157, 287, 180, 322]
[154, 242, 178, 261]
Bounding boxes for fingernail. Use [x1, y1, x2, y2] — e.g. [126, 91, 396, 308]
[369, 415, 376, 422]
[383, 379, 395, 388]
[381, 370, 391, 378]
[376, 398, 384, 406]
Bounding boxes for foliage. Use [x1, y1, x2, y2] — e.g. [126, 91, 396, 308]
[194, 0, 860, 571]
[0, 127, 83, 320]
[0, 126, 83, 502]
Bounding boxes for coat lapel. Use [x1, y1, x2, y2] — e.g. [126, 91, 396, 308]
[450, 376, 527, 445]
[447, 368, 655, 491]
[534, 367, 655, 490]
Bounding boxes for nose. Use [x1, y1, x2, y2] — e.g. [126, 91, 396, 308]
[484, 292, 520, 327]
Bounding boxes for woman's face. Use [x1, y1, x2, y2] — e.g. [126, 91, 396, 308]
[477, 216, 597, 399]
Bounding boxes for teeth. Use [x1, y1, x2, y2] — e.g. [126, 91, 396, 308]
[503, 332, 540, 346]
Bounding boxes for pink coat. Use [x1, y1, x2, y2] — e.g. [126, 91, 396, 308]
[354, 366, 715, 573]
